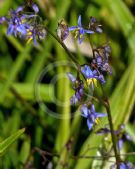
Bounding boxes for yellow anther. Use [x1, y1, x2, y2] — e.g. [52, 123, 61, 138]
[27, 31, 32, 36]
[95, 118, 100, 124]
[21, 19, 26, 23]
[75, 31, 79, 39]
[26, 37, 33, 44]
[87, 78, 97, 87]
[79, 34, 83, 39]
[93, 78, 97, 87]
[87, 78, 92, 85]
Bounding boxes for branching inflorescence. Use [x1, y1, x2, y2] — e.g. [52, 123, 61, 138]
[0, 1, 134, 169]
[0, 2, 46, 45]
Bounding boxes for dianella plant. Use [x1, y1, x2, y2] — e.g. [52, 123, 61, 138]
[0, 0, 135, 169]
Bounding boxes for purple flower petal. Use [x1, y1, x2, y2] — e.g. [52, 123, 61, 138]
[33, 36, 37, 46]
[81, 105, 89, 117]
[96, 27, 103, 33]
[120, 163, 126, 169]
[94, 112, 107, 118]
[77, 15, 82, 27]
[70, 95, 78, 105]
[15, 6, 24, 13]
[81, 65, 93, 78]
[98, 74, 106, 84]
[84, 29, 94, 34]
[118, 138, 123, 150]
[16, 25, 27, 34]
[7, 25, 14, 35]
[68, 26, 78, 31]
[125, 133, 132, 141]
[87, 119, 93, 130]
[67, 73, 76, 82]
[32, 3, 39, 13]
[0, 16, 7, 24]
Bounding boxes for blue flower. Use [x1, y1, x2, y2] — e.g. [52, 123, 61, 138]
[0, 3, 42, 45]
[6, 8, 28, 37]
[120, 163, 127, 169]
[110, 162, 135, 169]
[25, 25, 46, 46]
[92, 45, 112, 75]
[81, 65, 98, 90]
[67, 73, 84, 105]
[97, 124, 132, 151]
[110, 163, 126, 169]
[31, 3, 39, 13]
[57, 20, 69, 41]
[117, 138, 123, 150]
[104, 45, 111, 60]
[126, 162, 135, 169]
[81, 65, 105, 90]
[0, 16, 7, 24]
[81, 104, 106, 130]
[69, 15, 94, 44]
[89, 17, 103, 33]
[115, 124, 132, 151]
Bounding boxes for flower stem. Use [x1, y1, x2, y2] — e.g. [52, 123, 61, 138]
[44, 26, 81, 69]
[104, 98, 120, 169]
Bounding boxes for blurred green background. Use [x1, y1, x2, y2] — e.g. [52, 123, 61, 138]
[0, 0, 135, 168]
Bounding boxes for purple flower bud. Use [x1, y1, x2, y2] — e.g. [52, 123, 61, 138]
[96, 27, 103, 33]
[32, 3, 39, 13]
[0, 16, 7, 24]
[67, 73, 76, 82]
[57, 20, 69, 41]
[70, 95, 78, 105]
[125, 133, 132, 141]
[15, 6, 24, 13]
[67, 72, 84, 105]
[98, 74, 106, 84]
[118, 138, 123, 150]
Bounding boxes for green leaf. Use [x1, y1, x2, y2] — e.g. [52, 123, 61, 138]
[0, 128, 25, 156]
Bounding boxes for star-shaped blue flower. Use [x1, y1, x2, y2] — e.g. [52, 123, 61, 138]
[6, 8, 28, 37]
[81, 65, 105, 90]
[0, 3, 41, 44]
[69, 15, 94, 44]
[81, 104, 106, 130]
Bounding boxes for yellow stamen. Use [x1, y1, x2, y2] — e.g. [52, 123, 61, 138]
[79, 34, 83, 39]
[27, 31, 32, 36]
[95, 118, 100, 124]
[26, 37, 33, 44]
[87, 78, 97, 87]
[21, 19, 26, 23]
[75, 31, 79, 39]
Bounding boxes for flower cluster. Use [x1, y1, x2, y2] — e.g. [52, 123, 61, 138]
[81, 104, 106, 130]
[97, 124, 132, 151]
[91, 45, 112, 75]
[67, 73, 84, 105]
[57, 15, 103, 44]
[110, 162, 135, 169]
[65, 16, 112, 130]
[67, 64, 107, 130]
[0, 2, 46, 45]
